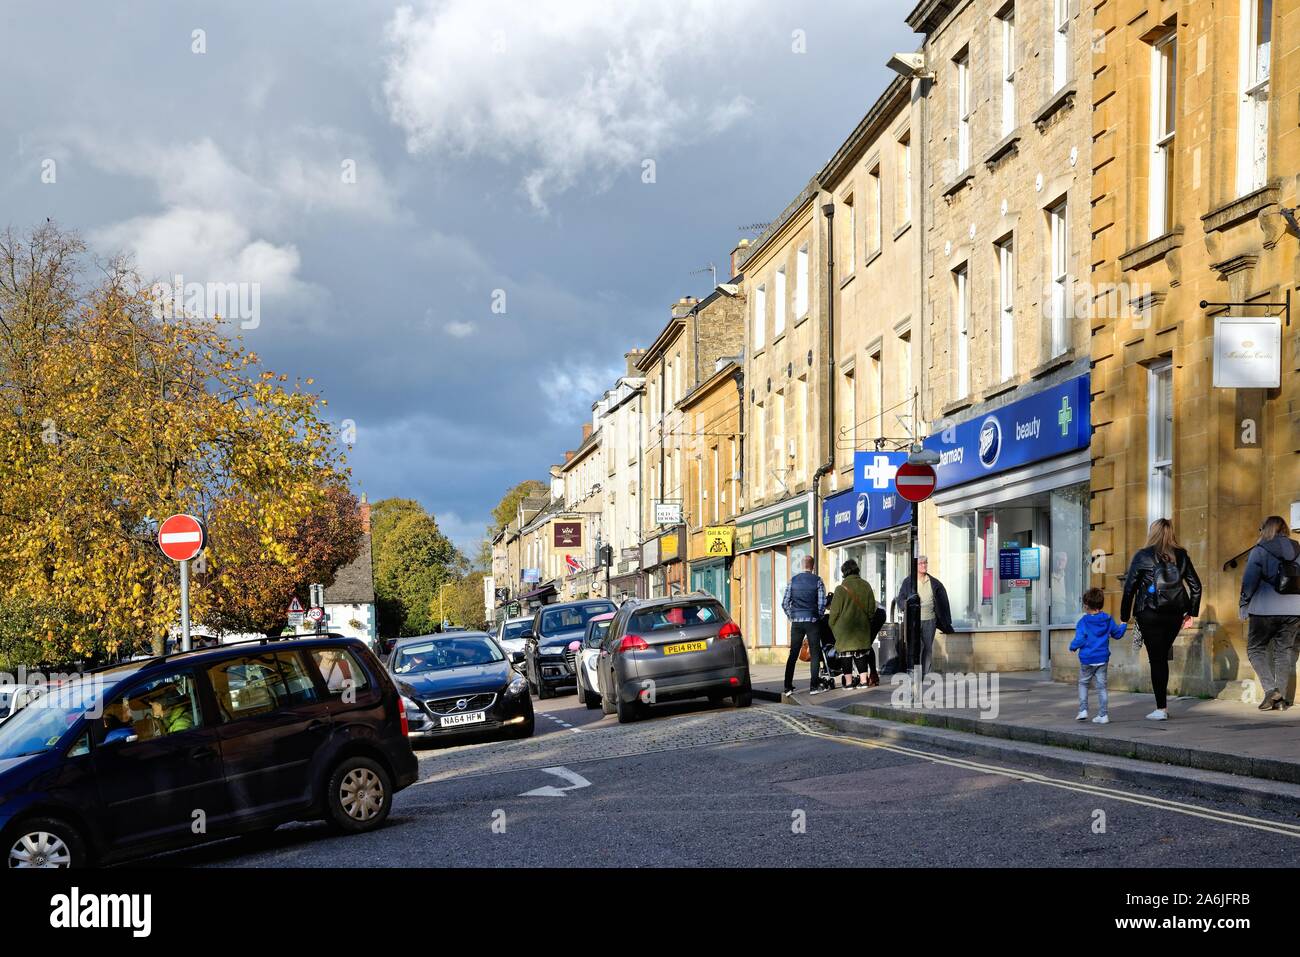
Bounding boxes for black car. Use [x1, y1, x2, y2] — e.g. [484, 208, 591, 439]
[0, 636, 417, 867]
[388, 632, 534, 742]
[524, 599, 616, 698]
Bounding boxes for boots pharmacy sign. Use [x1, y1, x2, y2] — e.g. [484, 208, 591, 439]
[1213, 317, 1281, 388]
[922, 374, 1090, 489]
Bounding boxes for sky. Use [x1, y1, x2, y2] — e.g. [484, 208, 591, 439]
[0, 0, 916, 557]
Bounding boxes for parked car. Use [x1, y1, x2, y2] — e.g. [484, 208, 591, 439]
[495, 615, 534, 657]
[0, 636, 417, 867]
[524, 599, 616, 699]
[573, 613, 614, 709]
[0, 684, 44, 725]
[388, 632, 533, 743]
[595, 595, 751, 723]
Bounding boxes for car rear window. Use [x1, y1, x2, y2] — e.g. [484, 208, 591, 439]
[628, 602, 727, 633]
[539, 603, 615, 635]
[208, 652, 319, 721]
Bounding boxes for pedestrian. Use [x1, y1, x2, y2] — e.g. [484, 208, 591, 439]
[1120, 518, 1201, 721]
[827, 558, 880, 688]
[782, 554, 827, 698]
[895, 556, 954, 674]
[1070, 586, 1127, 724]
[1238, 515, 1300, 711]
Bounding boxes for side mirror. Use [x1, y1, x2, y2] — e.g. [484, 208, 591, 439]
[104, 728, 138, 746]
[567, 640, 581, 652]
[508, 651, 525, 665]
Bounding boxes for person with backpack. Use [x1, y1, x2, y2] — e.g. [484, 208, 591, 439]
[827, 559, 881, 688]
[1238, 515, 1300, 711]
[1120, 518, 1202, 721]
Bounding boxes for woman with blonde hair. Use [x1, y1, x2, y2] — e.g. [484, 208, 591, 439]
[1120, 518, 1202, 720]
[1239, 515, 1300, 710]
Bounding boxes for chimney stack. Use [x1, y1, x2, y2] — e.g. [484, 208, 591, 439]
[359, 492, 371, 533]
[730, 238, 751, 278]
[625, 349, 647, 376]
[581, 423, 593, 441]
[671, 296, 699, 320]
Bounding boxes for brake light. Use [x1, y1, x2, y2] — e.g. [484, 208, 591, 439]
[397, 696, 410, 736]
[718, 622, 741, 641]
[617, 634, 650, 653]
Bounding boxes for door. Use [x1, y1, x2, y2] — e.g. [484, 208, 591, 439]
[91, 669, 229, 852]
[205, 650, 333, 820]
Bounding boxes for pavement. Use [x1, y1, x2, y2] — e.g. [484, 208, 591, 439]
[750, 661, 1300, 802]
[140, 691, 1300, 868]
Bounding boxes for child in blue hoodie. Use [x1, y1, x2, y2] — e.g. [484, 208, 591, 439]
[1070, 587, 1128, 724]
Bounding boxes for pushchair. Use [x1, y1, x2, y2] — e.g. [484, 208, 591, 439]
[814, 625, 841, 691]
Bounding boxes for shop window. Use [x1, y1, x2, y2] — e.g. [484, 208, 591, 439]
[1048, 484, 1089, 625]
[1147, 360, 1174, 525]
[756, 553, 773, 646]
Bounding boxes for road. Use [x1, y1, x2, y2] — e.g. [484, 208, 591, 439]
[141, 692, 1300, 868]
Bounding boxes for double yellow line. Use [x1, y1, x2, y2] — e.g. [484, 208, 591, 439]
[764, 708, 1300, 839]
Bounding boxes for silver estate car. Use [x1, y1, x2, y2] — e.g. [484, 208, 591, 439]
[594, 594, 751, 723]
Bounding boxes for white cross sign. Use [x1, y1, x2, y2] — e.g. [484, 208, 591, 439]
[860, 454, 899, 490]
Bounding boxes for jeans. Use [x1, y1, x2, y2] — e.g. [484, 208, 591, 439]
[1136, 612, 1181, 709]
[1246, 615, 1300, 698]
[784, 620, 822, 691]
[1078, 662, 1109, 716]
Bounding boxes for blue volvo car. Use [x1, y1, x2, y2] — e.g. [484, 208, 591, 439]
[0, 636, 418, 867]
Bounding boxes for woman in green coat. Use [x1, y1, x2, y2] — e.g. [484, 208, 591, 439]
[827, 559, 880, 688]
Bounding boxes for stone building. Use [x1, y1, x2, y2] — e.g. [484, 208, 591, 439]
[637, 283, 745, 599]
[817, 75, 925, 610]
[1088, 0, 1300, 697]
[557, 423, 603, 601]
[908, 0, 1095, 673]
[595, 355, 647, 602]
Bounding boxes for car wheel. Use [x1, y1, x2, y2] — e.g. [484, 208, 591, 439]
[325, 757, 392, 834]
[584, 686, 601, 709]
[6, 817, 86, 868]
[615, 692, 641, 724]
[509, 715, 535, 739]
[538, 680, 553, 700]
[732, 688, 753, 708]
[600, 680, 616, 716]
[707, 692, 726, 707]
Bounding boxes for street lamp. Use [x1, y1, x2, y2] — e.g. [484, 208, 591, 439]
[438, 582, 454, 629]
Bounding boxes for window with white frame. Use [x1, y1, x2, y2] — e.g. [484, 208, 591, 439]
[956, 49, 971, 171]
[1001, 7, 1016, 136]
[869, 163, 883, 253]
[1149, 30, 1177, 240]
[1053, 0, 1069, 93]
[710, 445, 720, 523]
[774, 265, 787, 337]
[1237, 0, 1272, 196]
[754, 402, 765, 495]
[898, 329, 913, 424]
[795, 377, 808, 478]
[753, 283, 766, 350]
[841, 367, 856, 457]
[897, 132, 912, 225]
[1048, 200, 1069, 357]
[869, 348, 884, 437]
[842, 195, 856, 275]
[954, 265, 970, 398]
[774, 390, 786, 479]
[795, 243, 809, 317]
[997, 236, 1015, 381]
[695, 459, 704, 527]
[1147, 360, 1173, 526]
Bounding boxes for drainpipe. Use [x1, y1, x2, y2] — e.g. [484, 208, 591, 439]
[811, 202, 837, 571]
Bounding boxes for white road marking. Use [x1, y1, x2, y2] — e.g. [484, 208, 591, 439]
[520, 765, 592, 797]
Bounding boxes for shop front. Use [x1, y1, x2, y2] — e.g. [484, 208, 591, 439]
[642, 525, 686, 599]
[734, 496, 812, 662]
[688, 525, 735, 612]
[821, 473, 913, 619]
[922, 371, 1091, 672]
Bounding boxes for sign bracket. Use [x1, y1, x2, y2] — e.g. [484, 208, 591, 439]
[1200, 291, 1290, 328]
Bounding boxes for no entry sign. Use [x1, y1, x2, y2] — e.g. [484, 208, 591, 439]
[894, 462, 937, 503]
[158, 514, 207, 562]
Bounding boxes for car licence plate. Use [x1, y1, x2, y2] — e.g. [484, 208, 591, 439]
[440, 711, 487, 728]
[662, 640, 707, 656]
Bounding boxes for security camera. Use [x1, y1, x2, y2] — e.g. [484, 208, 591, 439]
[887, 52, 931, 79]
[1279, 206, 1300, 236]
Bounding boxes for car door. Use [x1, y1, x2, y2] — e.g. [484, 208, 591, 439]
[91, 669, 230, 853]
[304, 645, 385, 741]
[597, 612, 625, 700]
[205, 650, 334, 821]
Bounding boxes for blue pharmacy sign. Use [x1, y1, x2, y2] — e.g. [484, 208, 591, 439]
[823, 485, 912, 547]
[922, 374, 1090, 490]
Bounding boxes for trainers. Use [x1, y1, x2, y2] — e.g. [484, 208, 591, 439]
[1092, 714, 1109, 724]
[1145, 708, 1168, 721]
[1075, 709, 1089, 721]
[782, 689, 795, 699]
[809, 687, 827, 696]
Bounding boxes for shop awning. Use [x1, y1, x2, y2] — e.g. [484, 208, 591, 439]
[518, 581, 557, 601]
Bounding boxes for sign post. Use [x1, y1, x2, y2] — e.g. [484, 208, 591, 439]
[158, 514, 207, 652]
[895, 458, 938, 695]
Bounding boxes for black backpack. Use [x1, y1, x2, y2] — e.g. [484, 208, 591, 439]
[1146, 558, 1188, 614]
[1273, 549, 1300, 596]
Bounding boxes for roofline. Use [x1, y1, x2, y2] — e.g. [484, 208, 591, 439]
[906, 0, 958, 33]
[636, 317, 687, 370]
[739, 181, 818, 271]
[817, 75, 912, 186]
[680, 359, 741, 410]
[560, 430, 601, 473]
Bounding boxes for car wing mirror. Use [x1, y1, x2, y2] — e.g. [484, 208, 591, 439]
[508, 650, 525, 665]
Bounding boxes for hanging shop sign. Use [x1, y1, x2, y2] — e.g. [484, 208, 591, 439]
[1213, 316, 1282, 388]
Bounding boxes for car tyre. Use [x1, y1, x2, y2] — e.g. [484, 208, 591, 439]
[600, 681, 617, 716]
[325, 756, 392, 834]
[732, 687, 753, 708]
[5, 816, 86, 868]
[615, 692, 641, 724]
[509, 715, 535, 739]
[538, 680, 553, 700]
[583, 687, 601, 709]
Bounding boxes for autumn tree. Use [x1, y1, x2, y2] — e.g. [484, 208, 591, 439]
[477, 478, 547, 567]
[0, 223, 352, 660]
[440, 570, 488, 630]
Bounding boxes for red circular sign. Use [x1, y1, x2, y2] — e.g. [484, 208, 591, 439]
[158, 514, 207, 562]
[894, 462, 937, 503]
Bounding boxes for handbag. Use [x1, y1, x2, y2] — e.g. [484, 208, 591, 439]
[798, 638, 811, 662]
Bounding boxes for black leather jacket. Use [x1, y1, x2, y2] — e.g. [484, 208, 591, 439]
[1120, 547, 1202, 621]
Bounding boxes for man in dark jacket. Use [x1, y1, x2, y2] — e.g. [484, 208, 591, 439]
[782, 554, 827, 697]
[895, 556, 953, 674]
[1239, 517, 1300, 709]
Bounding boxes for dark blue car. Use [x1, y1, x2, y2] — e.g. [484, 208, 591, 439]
[0, 636, 418, 867]
[388, 632, 534, 742]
